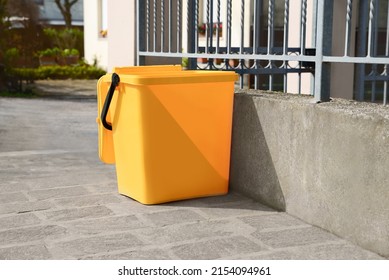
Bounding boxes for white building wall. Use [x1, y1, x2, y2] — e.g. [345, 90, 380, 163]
[106, 0, 136, 71]
[83, 0, 108, 70]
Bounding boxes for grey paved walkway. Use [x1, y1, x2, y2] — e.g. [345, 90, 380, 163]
[0, 80, 385, 260]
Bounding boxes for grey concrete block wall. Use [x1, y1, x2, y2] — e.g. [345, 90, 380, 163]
[230, 91, 389, 258]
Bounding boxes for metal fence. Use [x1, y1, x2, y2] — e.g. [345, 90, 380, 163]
[137, 0, 389, 105]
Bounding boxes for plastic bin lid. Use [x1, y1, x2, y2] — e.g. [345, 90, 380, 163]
[101, 70, 238, 85]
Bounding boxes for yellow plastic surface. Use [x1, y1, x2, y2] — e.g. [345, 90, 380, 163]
[97, 66, 238, 204]
[97, 65, 182, 164]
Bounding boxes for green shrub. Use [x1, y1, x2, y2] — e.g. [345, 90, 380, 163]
[37, 48, 61, 58]
[11, 65, 106, 80]
[62, 48, 79, 57]
[43, 28, 83, 51]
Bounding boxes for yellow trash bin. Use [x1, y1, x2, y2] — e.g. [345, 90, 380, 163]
[97, 66, 238, 204]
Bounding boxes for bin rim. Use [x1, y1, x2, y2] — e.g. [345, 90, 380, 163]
[100, 70, 238, 85]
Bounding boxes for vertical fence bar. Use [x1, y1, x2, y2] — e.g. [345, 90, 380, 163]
[195, 0, 199, 54]
[205, 0, 210, 54]
[384, 1, 389, 105]
[356, 0, 368, 101]
[367, 0, 376, 57]
[169, 0, 173, 52]
[240, 0, 245, 55]
[240, 0, 245, 88]
[137, 0, 146, 65]
[153, 0, 157, 51]
[216, 0, 221, 55]
[253, 0, 262, 90]
[208, 0, 214, 68]
[310, 0, 318, 95]
[368, 0, 378, 101]
[344, 0, 353, 56]
[187, 0, 197, 69]
[372, 0, 379, 102]
[267, 0, 275, 91]
[314, 0, 333, 102]
[146, 0, 150, 51]
[161, 0, 165, 52]
[283, 0, 290, 93]
[300, 0, 307, 56]
[299, 0, 307, 94]
[177, 0, 181, 53]
[227, 0, 232, 55]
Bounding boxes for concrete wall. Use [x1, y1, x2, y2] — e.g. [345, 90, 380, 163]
[230, 91, 389, 257]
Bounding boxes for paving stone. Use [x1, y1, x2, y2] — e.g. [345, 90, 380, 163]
[251, 226, 341, 249]
[106, 201, 177, 215]
[195, 193, 252, 206]
[85, 182, 118, 194]
[0, 201, 53, 215]
[291, 243, 386, 260]
[0, 213, 41, 229]
[196, 200, 276, 219]
[0, 192, 28, 204]
[56, 232, 144, 258]
[142, 209, 205, 226]
[41, 205, 113, 222]
[82, 249, 172, 260]
[240, 213, 308, 231]
[0, 170, 30, 180]
[171, 236, 264, 259]
[27, 186, 90, 201]
[24, 172, 114, 189]
[0, 182, 30, 193]
[242, 243, 386, 260]
[54, 193, 122, 207]
[132, 219, 255, 245]
[68, 215, 147, 234]
[0, 244, 52, 260]
[0, 225, 67, 246]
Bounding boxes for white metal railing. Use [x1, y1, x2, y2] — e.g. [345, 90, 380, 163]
[137, 0, 389, 105]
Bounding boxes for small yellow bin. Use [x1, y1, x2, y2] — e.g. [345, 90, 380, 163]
[97, 65, 238, 204]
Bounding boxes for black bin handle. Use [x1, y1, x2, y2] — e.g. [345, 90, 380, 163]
[101, 73, 120, 131]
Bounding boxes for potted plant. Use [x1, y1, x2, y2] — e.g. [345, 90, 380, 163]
[38, 48, 60, 66]
[197, 57, 208, 64]
[215, 58, 223, 65]
[62, 48, 79, 65]
[228, 59, 239, 68]
[198, 23, 206, 36]
[213, 23, 223, 36]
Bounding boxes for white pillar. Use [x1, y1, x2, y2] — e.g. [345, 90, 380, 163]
[107, 0, 136, 71]
[83, 0, 108, 70]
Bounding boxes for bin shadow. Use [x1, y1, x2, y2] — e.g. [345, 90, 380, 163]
[160, 191, 278, 213]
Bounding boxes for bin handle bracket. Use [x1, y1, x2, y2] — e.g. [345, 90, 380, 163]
[101, 73, 120, 131]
